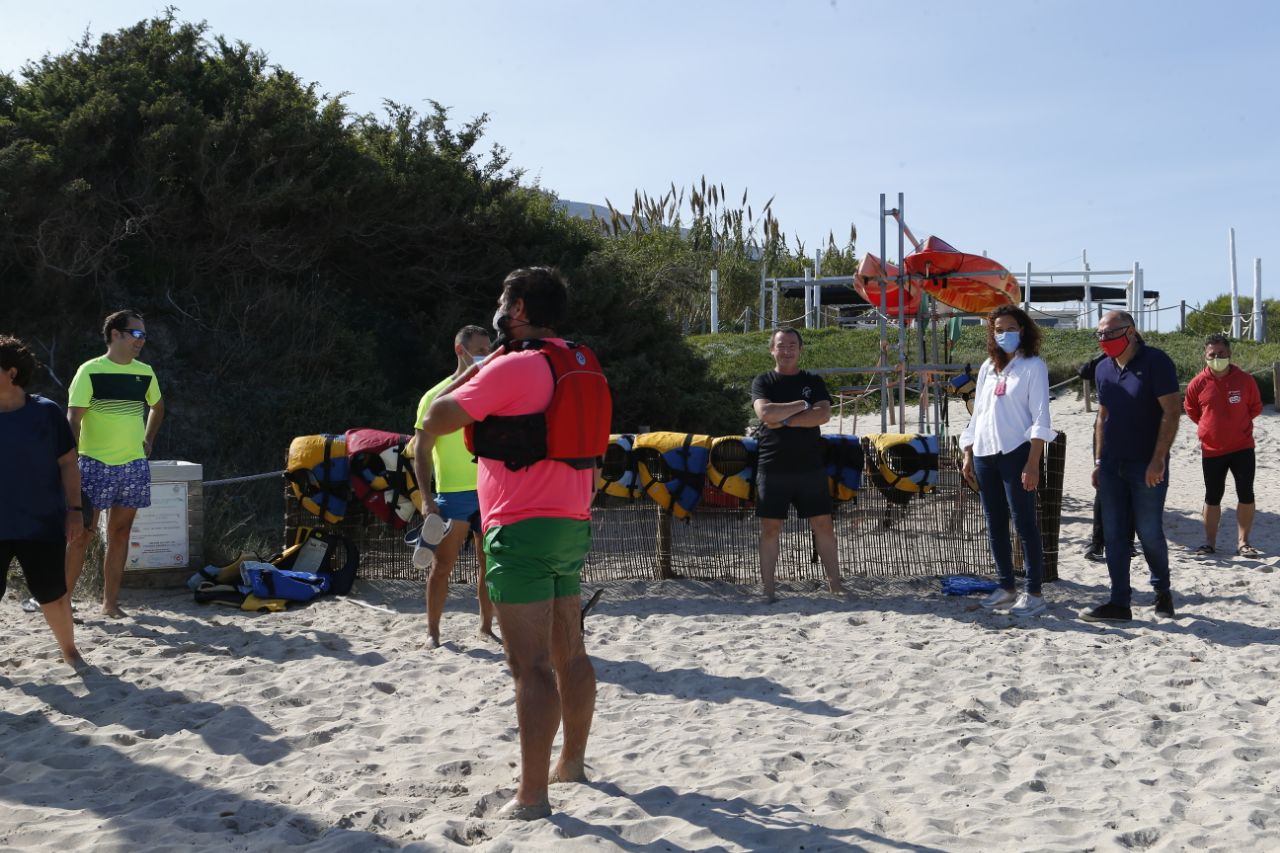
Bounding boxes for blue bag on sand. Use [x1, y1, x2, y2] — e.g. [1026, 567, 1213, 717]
[240, 561, 331, 602]
[941, 575, 1000, 596]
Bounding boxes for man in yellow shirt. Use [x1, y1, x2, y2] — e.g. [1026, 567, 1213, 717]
[64, 310, 164, 618]
[412, 325, 496, 647]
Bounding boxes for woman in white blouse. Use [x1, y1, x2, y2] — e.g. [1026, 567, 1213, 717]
[960, 304, 1058, 617]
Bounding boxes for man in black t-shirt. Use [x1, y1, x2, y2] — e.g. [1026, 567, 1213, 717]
[750, 328, 843, 601]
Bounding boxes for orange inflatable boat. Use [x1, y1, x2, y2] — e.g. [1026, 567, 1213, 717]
[903, 235, 1020, 315]
[854, 253, 921, 319]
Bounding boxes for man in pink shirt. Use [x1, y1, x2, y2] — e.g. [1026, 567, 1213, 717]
[1184, 334, 1263, 557]
[422, 267, 610, 820]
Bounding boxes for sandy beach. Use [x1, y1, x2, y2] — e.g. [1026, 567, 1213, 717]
[3, 394, 1279, 851]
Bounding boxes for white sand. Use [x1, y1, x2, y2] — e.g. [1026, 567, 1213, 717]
[3, 395, 1279, 851]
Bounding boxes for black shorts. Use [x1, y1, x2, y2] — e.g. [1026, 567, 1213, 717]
[755, 467, 832, 520]
[0, 540, 68, 605]
[1202, 448, 1255, 506]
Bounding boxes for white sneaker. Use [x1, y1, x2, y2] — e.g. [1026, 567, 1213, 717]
[421, 513, 451, 545]
[410, 514, 453, 570]
[1010, 592, 1046, 617]
[980, 588, 1017, 610]
[411, 537, 434, 570]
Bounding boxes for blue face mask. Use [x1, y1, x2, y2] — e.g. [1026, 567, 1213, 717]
[995, 330, 1020, 354]
[472, 354, 486, 365]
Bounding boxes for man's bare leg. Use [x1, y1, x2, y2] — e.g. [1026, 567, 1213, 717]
[1237, 502, 1256, 549]
[101, 506, 137, 617]
[548, 594, 595, 784]
[64, 509, 100, 598]
[758, 517, 784, 602]
[1202, 503, 1221, 549]
[808, 513, 844, 594]
[475, 543, 498, 642]
[425, 524, 469, 647]
[494, 599, 558, 815]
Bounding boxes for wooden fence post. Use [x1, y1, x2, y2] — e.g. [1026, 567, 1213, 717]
[655, 510, 674, 579]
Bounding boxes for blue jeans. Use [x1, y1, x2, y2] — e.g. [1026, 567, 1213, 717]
[974, 442, 1044, 596]
[1097, 459, 1170, 606]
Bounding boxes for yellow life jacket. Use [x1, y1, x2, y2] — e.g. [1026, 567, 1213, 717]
[706, 435, 758, 501]
[286, 434, 349, 524]
[822, 434, 864, 503]
[863, 433, 939, 505]
[596, 434, 642, 499]
[632, 431, 713, 520]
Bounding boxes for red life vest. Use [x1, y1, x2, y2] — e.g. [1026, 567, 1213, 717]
[465, 339, 612, 471]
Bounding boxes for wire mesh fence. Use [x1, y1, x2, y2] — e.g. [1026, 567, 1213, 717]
[278, 433, 1067, 588]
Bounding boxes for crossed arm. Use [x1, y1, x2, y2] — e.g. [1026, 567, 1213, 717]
[754, 398, 832, 430]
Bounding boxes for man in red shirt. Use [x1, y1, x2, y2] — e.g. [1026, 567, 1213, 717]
[1183, 334, 1263, 557]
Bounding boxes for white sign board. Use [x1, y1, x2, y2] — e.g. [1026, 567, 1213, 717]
[125, 481, 190, 569]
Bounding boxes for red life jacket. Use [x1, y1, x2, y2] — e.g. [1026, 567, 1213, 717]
[465, 339, 612, 471]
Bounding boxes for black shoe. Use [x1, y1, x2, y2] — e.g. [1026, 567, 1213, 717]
[1080, 602, 1133, 623]
[1084, 546, 1106, 563]
[1154, 592, 1175, 619]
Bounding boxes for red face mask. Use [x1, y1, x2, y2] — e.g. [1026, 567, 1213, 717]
[1099, 334, 1129, 358]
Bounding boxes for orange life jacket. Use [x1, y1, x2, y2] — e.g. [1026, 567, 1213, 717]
[465, 339, 612, 471]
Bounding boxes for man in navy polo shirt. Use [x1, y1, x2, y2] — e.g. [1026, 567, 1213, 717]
[1082, 310, 1182, 623]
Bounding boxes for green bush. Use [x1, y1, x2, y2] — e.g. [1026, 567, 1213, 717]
[691, 327, 1280, 408]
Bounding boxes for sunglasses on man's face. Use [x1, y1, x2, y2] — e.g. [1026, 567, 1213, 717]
[120, 329, 147, 340]
[1095, 325, 1130, 341]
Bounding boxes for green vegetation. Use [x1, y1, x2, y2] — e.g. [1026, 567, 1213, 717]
[0, 12, 762, 467]
[690, 326, 1280, 427]
[1182, 294, 1280, 342]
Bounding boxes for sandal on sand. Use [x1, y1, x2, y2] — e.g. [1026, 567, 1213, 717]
[1237, 544, 1263, 558]
[1193, 544, 1215, 556]
[579, 588, 604, 631]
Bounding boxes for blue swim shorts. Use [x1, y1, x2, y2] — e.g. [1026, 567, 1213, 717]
[435, 490, 482, 535]
[79, 457, 152, 512]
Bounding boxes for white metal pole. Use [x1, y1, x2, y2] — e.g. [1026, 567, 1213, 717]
[815, 249, 824, 328]
[771, 280, 779, 328]
[1253, 257, 1264, 342]
[1230, 227, 1242, 338]
[897, 192, 906, 432]
[879, 193, 888, 434]
[1130, 262, 1139, 324]
[1082, 249, 1092, 327]
[1141, 267, 1152, 330]
[758, 265, 767, 331]
[711, 268, 721, 333]
[803, 267, 813, 329]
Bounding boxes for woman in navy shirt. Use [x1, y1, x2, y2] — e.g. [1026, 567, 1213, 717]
[0, 335, 85, 668]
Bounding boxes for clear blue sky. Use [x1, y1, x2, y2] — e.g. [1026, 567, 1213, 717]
[4, 1, 1277, 329]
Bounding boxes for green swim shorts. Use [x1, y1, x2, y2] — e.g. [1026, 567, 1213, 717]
[483, 517, 592, 605]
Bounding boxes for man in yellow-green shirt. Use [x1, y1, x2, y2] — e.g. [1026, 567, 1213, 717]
[412, 324, 497, 647]
[64, 310, 165, 618]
